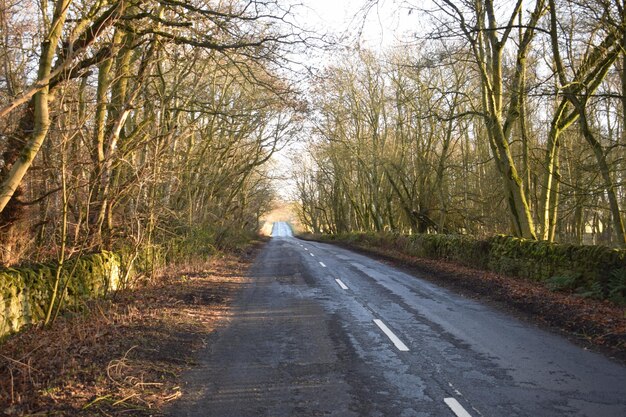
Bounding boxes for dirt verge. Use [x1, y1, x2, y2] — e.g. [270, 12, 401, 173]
[302, 237, 626, 363]
[0, 243, 262, 416]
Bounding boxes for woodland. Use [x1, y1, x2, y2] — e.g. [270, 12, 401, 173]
[295, 0, 626, 248]
[1, 0, 625, 272]
[2, 1, 626, 412]
[0, 0, 306, 267]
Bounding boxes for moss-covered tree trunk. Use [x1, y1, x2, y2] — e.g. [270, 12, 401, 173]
[468, 0, 545, 239]
[0, 0, 71, 214]
[577, 108, 626, 247]
[540, 100, 578, 241]
[486, 117, 537, 239]
[547, 0, 625, 247]
[89, 37, 116, 244]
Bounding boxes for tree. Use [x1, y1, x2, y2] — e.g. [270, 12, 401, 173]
[0, 0, 305, 265]
[547, 0, 626, 246]
[427, 0, 547, 239]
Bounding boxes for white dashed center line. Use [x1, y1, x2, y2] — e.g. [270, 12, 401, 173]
[310, 253, 314, 257]
[373, 319, 409, 351]
[444, 398, 473, 417]
[319, 262, 326, 267]
[304, 248, 308, 251]
[335, 279, 349, 290]
[447, 382, 463, 397]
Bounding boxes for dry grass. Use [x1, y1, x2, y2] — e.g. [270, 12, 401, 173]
[0, 247, 259, 416]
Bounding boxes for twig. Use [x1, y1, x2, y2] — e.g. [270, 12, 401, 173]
[9, 367, 14, 404]
[134, 382, 163, 387]
[0, 354, 41, 374]
[83, 394, 112, 409]
[107, 345, 138, 385]
[112, 393, 139, 406]
[163, 391, 182, 402]
[95, 301, 114, 324]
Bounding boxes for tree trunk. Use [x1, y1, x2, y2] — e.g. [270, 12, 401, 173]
[0, 0, 71, 214]
[577, 109, 626, 247]
[540, 101, 577, 241]
[486, 115, 538, 239]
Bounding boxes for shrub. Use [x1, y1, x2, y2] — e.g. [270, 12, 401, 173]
[607, 269, 626, 304]
[545, 272, 582, 292]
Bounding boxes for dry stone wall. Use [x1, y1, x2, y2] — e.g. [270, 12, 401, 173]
[0, 252, 121, 338]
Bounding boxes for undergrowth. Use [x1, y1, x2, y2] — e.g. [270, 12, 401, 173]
[0, 248, 258, 415]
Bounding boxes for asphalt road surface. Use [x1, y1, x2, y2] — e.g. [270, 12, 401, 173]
[168, 222, 626, 417]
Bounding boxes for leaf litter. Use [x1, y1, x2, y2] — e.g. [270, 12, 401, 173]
[0, 246, 260, 416]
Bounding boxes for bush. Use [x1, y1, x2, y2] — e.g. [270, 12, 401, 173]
[606, 269, 626, 304]
[407, 234, 491, 269]
[116, 244, 166, 288]
[545, 272, 583, 292]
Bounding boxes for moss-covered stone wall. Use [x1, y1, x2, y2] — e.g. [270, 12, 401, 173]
[0, 251, 121, 338]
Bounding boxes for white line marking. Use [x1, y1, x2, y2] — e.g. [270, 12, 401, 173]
[451, 388, 462, 396]
[304, 248, 308, 251]
[444, 398, 473, 417]
[310, 253, 314, 257]
[319, 262, 326, 267]
[373, 319, 409, 351]
[335, 279, 349, 290]
[447, 382, 463, 397]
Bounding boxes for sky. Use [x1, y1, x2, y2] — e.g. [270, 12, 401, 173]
[295, 0, 416, 55]
[270, 0, 419, 200]
[267, 0, 542, 201]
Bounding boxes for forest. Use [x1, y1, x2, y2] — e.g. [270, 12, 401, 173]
[1, 0, 625, 271]
[295, 0, 626, 248]
[0, 0, 306, 267]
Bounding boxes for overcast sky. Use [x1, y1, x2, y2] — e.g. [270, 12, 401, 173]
[294, 0, 416, 56]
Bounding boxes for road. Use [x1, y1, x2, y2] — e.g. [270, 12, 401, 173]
[168, 222, 626, 417]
